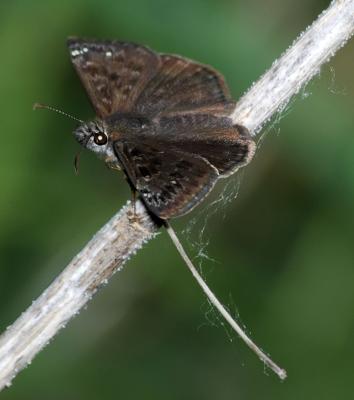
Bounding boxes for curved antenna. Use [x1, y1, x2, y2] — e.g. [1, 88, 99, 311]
[33, 103, 83, 123]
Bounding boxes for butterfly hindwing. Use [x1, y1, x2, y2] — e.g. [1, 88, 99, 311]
[114, 140, 219, 219]
[154, 107, 256, 177]
[68, 38, 160, 118]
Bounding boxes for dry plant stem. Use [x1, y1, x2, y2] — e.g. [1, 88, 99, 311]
[231, 0, 354, 134]
[165, 223, 287, 380]
[0, 201, 158, 390]
[0, 0, 353, 391]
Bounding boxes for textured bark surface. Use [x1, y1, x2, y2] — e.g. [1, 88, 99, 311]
[0, 201, 158, 389]
[231, 0, 354, 134]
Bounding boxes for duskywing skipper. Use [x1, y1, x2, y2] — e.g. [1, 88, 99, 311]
[68, 38, 255, 219]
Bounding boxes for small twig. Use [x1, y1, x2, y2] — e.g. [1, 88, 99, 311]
[0, 0, 353, 391]
[165, 222, 287, 380]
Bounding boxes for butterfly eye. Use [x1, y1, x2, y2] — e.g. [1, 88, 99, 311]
[93, 133, 108, 145]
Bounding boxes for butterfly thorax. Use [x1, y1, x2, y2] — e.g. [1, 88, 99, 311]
[105, 112, 153, 141]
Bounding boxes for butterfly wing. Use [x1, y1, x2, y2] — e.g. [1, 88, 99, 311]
[153, 106, 256, 177]
[68, 38, 232, 118]
[134, 54, 232, 116]
[113, 140, 219, 219]
[68, 38, 254, 218]
[67, 38, 160, 118]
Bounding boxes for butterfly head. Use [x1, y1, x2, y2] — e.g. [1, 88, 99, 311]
[74, 119, 110, 154]
[73, 119, 121, 170]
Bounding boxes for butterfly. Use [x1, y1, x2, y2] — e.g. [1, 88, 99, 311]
[68, 37, 256, 220]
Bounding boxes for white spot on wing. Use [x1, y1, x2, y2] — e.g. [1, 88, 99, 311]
[71, 49, 81, 57]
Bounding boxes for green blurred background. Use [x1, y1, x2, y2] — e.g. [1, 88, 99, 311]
[0, 0, 353, 398]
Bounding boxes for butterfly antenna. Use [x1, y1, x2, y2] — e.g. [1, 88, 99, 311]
[33, 103, 83, 123]
[164, 221, 287, 381]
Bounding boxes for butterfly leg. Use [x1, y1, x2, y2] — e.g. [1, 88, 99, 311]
[126, 178, 141, 224]
[131, 188, 137, 217]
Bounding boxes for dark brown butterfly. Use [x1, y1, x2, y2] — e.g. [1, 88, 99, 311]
[68, 38, 255, 219]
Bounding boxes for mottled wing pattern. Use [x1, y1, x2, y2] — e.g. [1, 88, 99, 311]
[134, 54, 232, 116]
[114, 141, 219, 219]
[67, 38, 160, 118]
[68, 38, 254, 218]
[155, 107, 256, 177]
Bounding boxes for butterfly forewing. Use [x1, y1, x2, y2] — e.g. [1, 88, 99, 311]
[114, 141, 219, 219]
[68, 38, 160, 118]
[69, 38, 232, 119]
[134, 54, 232, 116]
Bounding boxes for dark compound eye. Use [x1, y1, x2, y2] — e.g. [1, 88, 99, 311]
[93, 133, 108, 145]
